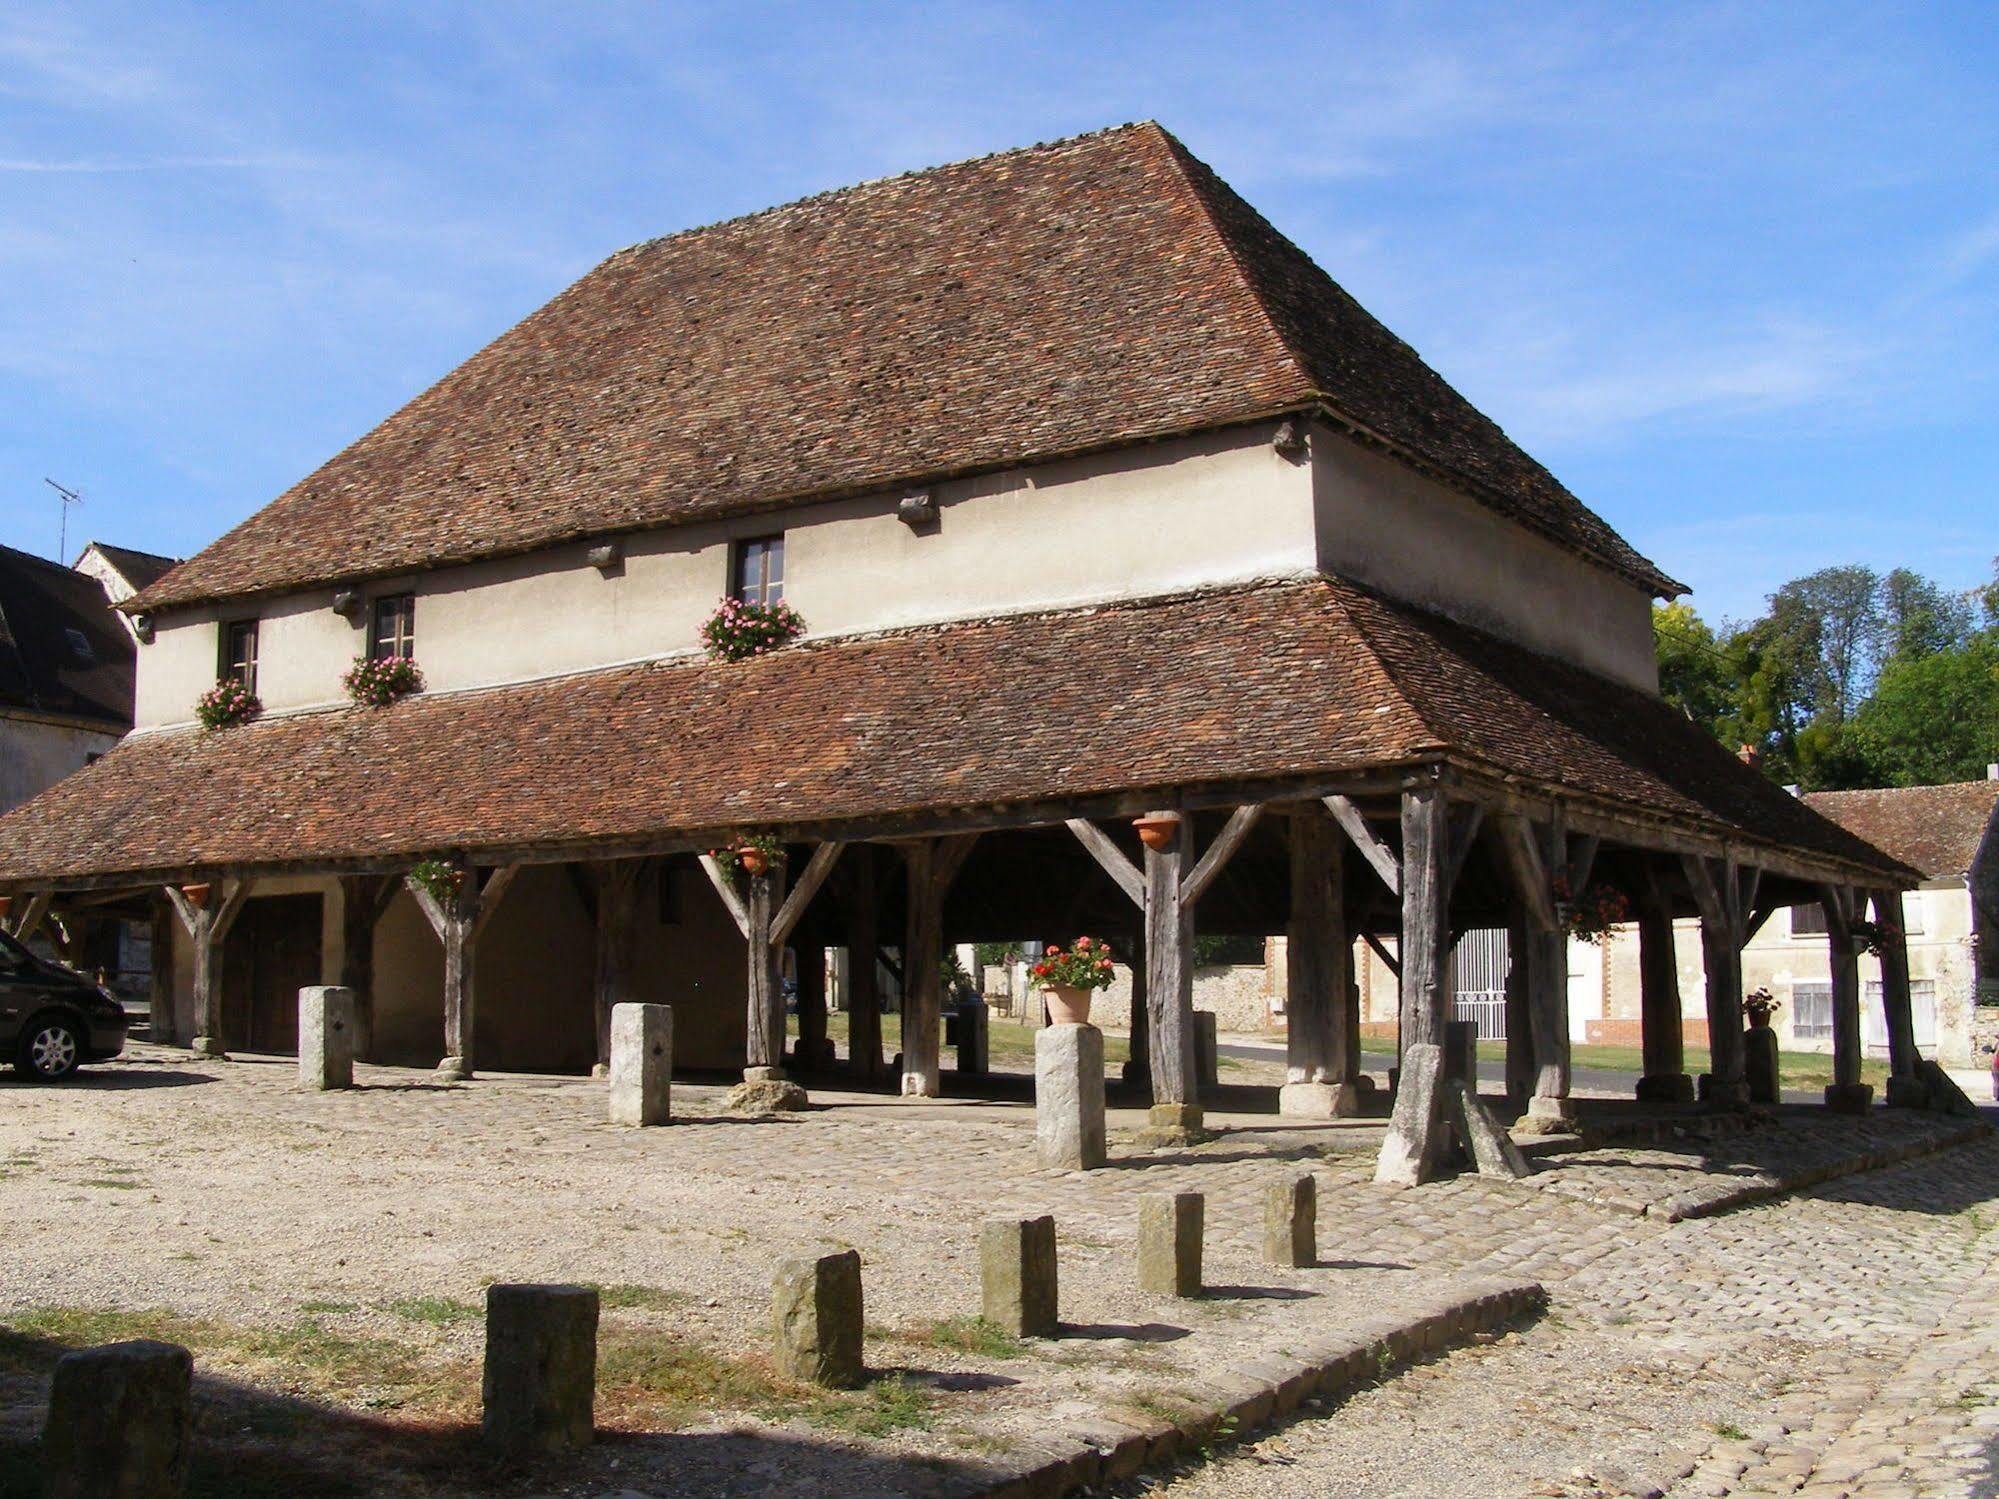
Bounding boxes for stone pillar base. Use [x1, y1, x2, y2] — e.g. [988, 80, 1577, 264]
[1697, 1073, 1751, 1109]
[1137, 1101, 1207, 1147]
[590, 1062, 609, 1079]
[1512, 1095, 1578, 1136]
[1824, 1081, 1875, 1115]
[1883, 1073, 1929, 1109]
[1278, 1080, 1361, 1119]
[482, 1284, 598, 1454]
[189, 1035, 228, 1059]
[728, 1073, 808, 1114]
[435, 1055, 471, 1081]
[1035, 1023, 1106, 1169]
[1634, 1072, 1696, 1104]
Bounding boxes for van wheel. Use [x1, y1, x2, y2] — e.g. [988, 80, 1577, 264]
[18, 1017, 82, 1080]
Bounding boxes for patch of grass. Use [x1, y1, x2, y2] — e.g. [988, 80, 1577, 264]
[596, 1328, 790, 1428]
[908, 1316, 1028, 1360]
[380, 1296, 478, 1327]
[1712, 1421, 1749, 1441]
[300, 1300, 357, 1315]
[806, 1373, 934, 1437]
[591, 1283, 688, 1312]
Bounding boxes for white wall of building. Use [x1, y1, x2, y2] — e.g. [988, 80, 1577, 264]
[0, 715, 122, 816]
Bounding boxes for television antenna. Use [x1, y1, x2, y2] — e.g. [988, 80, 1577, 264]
[44, 478, 82, 561]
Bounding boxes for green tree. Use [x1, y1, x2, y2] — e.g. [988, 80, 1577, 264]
[1848, 636, 1999, 786]
[1877, 567, 1973, 664]
[1652, 601, 1735, 734]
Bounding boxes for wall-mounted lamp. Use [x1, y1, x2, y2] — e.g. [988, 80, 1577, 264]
[897, 491, 939, 530]
[585, 540, 624, 573]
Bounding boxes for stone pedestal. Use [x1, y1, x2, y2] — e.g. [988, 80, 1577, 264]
[1635, 1071, 1696, 1104]
[1192, 1011, 1218, 1088]
[482, 1284, 598, 1454]
[189, 1035, 227, 1060]
[980, 1216, 1058, 1338]
[954, 1000, 989, 1076]
[436, 1054, 471, 1081]
[1138, 1101, 1206, 1147]
[1744, 1025, 1780, 1105]
[608, 1002, 672, 1126]
[1917, 1059, 1978, 1117]
[1883, 1072, 1929, 1109]
[1138, 1192, 1203, 1297]
[772, 1250, 864, 1388]
[298, 985, 357, 1092]
[727, 1064, 808, 1115]
[1034, 1024, 1106, 1169]
[1278, 1080, 1360, 1119]
[1514, 1093, 1578, 1136]
[1823, 1081, 1875, 1115]
[42, 1339, 191, 1498]
[1375, 1043, 1445, 1187]
[1262, 1174, 1316, 1268]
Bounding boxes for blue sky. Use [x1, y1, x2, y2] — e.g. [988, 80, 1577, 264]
[0, 2, 1993, 624]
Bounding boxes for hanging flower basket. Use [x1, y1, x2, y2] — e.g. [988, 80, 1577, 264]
[1032, 937, 1117, 1025]
[1132, 815, 1180, 851]
[1849, 918, 1900, 958]
[407, 858, 462, 905]
[180, 882, 213, 909]
[1552, 874, 1630, 946]
[702, 597, 805, 661]
[194, 678, 261, 730]
[343, 655, 425, 707]
[709, 833, 786, 883]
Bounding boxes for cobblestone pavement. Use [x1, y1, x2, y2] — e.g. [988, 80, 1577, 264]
[1, 1046, 1991, 1496]
[1141, 1131, 1999, 1499]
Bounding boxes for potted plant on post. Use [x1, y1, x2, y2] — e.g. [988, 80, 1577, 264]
[1132, 814, 1180, 851]
[1743, 987, 1780, 1030]
[1031, 937, 1118, 1025]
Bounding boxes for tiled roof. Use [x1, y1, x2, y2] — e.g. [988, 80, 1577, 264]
[1803, 782, 1999, 880]
[0, 544, 135, 731]
[132, 123, 1678, 615]
[0, 577, 1892, 887]
[81, 542, 181, 593]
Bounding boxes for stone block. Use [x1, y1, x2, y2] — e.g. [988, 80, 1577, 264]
[1634, 1071, 1696, 1104]
[1278, 1080, 1360, 1118]
[1823, 1080, 1875, 1115]
[955, 999, 990, 1076]
[1744, 1026, 1780, 1105]
[482, 1284, 598, 1454]
[1917, 1059, 1978, 1117]
[608, 1002, 672, 1126]
[1193, 1011, 1218, 1087]
[726, 1069, 808, 1114]
[1516, 1093, 1578, 1135]
[772, 1249, 865, 1388]
[981, 1215, 1058, 1338]
[1883, 1072, 1929, 1109]
[1137, 1191, 1202, 1297]
[1451, 1079, 1530, 1180]
[1375, 1043, 1445, 1186]
[297, 986, 357, 1092]
[42, 1339, 191, 1499]
[1263, 1173, 1316, 1267]
[1034, 1023, 1106, 1169]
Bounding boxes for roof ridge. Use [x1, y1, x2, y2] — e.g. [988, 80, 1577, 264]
[1806, 781, 1999, 796]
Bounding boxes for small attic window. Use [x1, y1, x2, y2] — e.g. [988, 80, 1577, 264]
[65, 628, 94, 662]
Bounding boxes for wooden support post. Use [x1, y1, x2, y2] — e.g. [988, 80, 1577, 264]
[836, 847, 884, 1081]
[164, 879, 249, 1059]
[795, 942, 829, 1072]
[1682, 855, 1750, 1108]
[590, 860, 645, 1076]
[337, 874, 397, 1063]
[1502, 911, 1533, 1105]
[1490, 812, 1576, 1132]
[408, 863, 518, 1080]
[1144, 820, 1199, 1136]
[898, 834, 976, 1098]
[1872, 887, 1925, 1107]
[147, 894, 174, 1045]
[1633, 868, 1694, 1103]
[1821, 884, 1873, 1113]
[1282, 805, 1357, 1117]
[1122, 929, 1149, 1090]
[744, 862, 786, 1075]
[7, 890, 52, 942]
[1398, 786, 1452, 1055]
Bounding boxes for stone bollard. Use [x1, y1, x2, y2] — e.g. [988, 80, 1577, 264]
[42, 1339, 192, 1498]
[482, 1284, 598, 1454]
[955, 999, 990, 1076]
[772, 1250, 865, 1388]
[1375, 1043, 1445, 1187]
[980, 1215, 1058, 1338]
[1263, 1173, 1316, 1268]
[297, 986, 357, 1091]
[1137, 1191, 1203, 1297]
[1193, 1011, 1219, 1088]
[608, 1002, 673, 1126]
[1744, 1024, 1780, 1105]
[1034, 1023, 1107, 1169]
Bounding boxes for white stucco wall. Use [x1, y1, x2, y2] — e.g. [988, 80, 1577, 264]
[1308, 423, 1661, 693]
[132, 423, 1320, 729]
[0, 715, 123, 815]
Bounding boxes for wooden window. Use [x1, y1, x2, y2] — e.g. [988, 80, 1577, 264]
[1789, 902, 1827, 938]
[220, 619, 259, 693]
[731, 534, 784, 606]
[370, 594, 416, 660]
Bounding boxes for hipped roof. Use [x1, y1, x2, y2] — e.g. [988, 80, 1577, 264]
[0, 577, 1898, 889]
[133, 122, 1678, 616]
[0, 544, 135, 731]
[1803, 782, 1999, 881]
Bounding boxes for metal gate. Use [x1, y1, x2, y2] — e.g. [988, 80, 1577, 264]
[1450, 927, 1509, 1040]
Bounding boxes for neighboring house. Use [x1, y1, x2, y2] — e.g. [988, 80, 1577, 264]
[72, 542, 183, 641]
[0, 123, 1905, 1159]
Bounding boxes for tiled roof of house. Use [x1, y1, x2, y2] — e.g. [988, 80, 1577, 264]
[81, 542, 181, 594]
[1802, 781, 1999, 881]
[0, 544, 136, 731]
[132, 122, 1679, 615]
[0, 577, 1892, 888]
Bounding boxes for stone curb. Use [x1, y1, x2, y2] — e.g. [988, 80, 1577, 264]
[1648, 1118, 1992, 1223]
[959, 1278, 1547, 1499]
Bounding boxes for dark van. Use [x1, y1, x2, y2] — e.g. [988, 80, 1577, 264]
[0, 929, 128, 1080]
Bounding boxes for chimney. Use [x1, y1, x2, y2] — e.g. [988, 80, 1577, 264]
[1737, 743, 1763, 768]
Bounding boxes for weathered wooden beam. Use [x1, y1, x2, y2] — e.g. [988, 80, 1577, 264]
[1633, 863, 1691, 1103]
[1361, 929, 1401, 979]
[8, 890, 53, 942]
[590, 860, 645, 1072]
[1179, 803, 1264, 907]
[1064, 819, 1145, 908]
[338, 874, 397, 1062]
[469, 864, 521, 942]
[697, 853, 752, 940]
[1398, 785, 1452, 1055]
[833, 846, 885, 1080]
[900, 841, 945, 1097]
[743, 863, 786, 1077]
[1143, 820, 1199, 1132]
[1442, 803, 1486, 896]
[1871, 887, 1921, 1086]
[1565, 833, 1601, 893]
[1324, 795, 1400, 894]
[771, 841, 845, 948]
[1492, 815, 1557, 931]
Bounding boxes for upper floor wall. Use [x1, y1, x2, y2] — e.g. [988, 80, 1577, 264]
[133, 417, 1665, 729]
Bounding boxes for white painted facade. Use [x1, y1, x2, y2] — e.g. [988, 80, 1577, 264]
[0, 713, 122, 817]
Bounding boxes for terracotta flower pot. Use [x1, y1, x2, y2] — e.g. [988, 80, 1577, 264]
[738, 846, 768, 877]
[181, 882, 212, 909]
[1133, 815, 1180, 851]
[1043, 983, 1093, 1026]
[1747, 1012, 1773, 1031]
